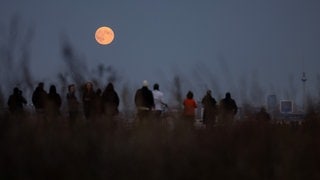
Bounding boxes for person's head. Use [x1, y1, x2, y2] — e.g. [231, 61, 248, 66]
[38, 82, 44, 89]
[85, 82, 93, 91]
[260, 106, 267, 112]
[186, 91, 194, 99]
[49, 85, 57, 94]
[142, 80, 148, 87]
[96, 88, 102, 95]
[68, 84, 75, 93]
[206, 90, 212, 96]
[225, 92, 231, 99]
[106, 82, 114, 91]
[153, 83, 159, 90]
[13, 87, 19, 94]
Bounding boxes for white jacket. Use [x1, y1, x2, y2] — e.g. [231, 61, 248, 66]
[152, 90, 164, 111]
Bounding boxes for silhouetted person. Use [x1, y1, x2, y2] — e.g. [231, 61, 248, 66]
[66, 84, 80, 123]
[82, 82, 96, 120]
[152, 83, 166, 120]
[102, 82, 120, 117]
[201, 90, 218, 128]
[134, 80, 155, 121]
[7, 87, 27, 114]
[219, 92, 238, 125]
[46, 85, 62, 117]
[183, 91, 197, 127]
[32, 82, 48, 113]
[255, 107, 271, 122]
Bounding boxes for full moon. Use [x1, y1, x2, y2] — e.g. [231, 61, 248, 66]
[95, 26, 115, 45]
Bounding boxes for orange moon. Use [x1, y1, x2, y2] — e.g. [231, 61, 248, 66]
[95, 26, 115, 45]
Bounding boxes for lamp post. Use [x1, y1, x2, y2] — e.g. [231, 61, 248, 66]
[301, 72, 307, 111]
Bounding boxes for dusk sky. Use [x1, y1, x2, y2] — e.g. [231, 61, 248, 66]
[1, 0, 320, 107]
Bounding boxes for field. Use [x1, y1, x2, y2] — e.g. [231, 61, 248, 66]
[1, 110, 320, 180]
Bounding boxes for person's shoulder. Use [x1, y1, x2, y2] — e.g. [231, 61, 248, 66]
[113, 90, 119, 95]
[153, 90, 163, 95]
[135, 88, 142, 95]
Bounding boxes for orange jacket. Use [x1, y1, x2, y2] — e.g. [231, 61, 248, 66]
[183, 98, 197, 116]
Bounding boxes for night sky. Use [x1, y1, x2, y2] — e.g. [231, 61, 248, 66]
[1, 0, 320, 107]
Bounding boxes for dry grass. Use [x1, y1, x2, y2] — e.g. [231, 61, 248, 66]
[1, 111, 320, 180]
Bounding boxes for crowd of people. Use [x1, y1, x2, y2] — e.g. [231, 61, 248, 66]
[6, 80, 265, 127]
